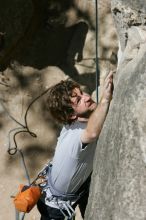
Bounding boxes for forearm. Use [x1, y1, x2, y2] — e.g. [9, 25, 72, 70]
[81, 71, 113, 143]
[87, 99, 110, 137]
[81, 99, 110, 143]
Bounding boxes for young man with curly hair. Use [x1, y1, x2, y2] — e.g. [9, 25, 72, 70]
[37, 71, 113, 220]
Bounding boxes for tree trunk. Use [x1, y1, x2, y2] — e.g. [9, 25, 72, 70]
[85, 1, 146, 220]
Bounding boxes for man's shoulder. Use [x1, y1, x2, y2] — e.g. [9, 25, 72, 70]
[58, 121, 86, 141]
[64, 121, 87, 131]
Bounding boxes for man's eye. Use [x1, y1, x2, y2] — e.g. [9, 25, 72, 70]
[76, 96, 81, 104]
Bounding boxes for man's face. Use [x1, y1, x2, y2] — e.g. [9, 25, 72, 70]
[70, 88, 97, 119]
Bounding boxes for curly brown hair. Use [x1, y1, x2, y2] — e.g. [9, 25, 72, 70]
[46, 79, 80, 124]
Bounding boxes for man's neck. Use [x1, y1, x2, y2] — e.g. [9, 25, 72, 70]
[77, 117, 88, 122]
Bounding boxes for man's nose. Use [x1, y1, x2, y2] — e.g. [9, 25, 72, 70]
[83, 93, 90, 102]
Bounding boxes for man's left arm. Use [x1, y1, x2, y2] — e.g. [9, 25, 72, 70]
[81, 71, 113, 144]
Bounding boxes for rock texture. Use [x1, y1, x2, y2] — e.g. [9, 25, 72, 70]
[85, 1, 146, 220]
[112, 0, 146, 53]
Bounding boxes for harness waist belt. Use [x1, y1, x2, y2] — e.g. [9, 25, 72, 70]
[47, 165, 90, 201]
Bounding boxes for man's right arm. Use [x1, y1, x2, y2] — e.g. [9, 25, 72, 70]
[81, 71, 113, 144]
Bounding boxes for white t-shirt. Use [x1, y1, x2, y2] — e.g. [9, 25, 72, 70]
[51, 121, 96, 193]
[44, 121, 97, 208]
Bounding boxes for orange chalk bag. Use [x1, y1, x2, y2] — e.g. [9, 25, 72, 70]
[13, 180, 42, 213]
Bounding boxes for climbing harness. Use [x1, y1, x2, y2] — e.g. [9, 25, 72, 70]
[36, 162, 90, 220]
[38, 163, 76, 219]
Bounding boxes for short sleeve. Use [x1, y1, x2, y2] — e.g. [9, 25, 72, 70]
[68, 129, 85, 159]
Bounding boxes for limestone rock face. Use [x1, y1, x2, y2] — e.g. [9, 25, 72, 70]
[111, 0, 146, 52]
[85, 1, 146, 220]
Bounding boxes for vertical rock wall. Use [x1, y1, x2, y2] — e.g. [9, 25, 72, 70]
[85, 1, 146, 220]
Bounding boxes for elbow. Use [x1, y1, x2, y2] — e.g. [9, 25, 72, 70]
[90, 132, 98, 141]
[87, 130, 99, 142]
[89, 132, 97, 139]
[82, 129, 100, 143]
